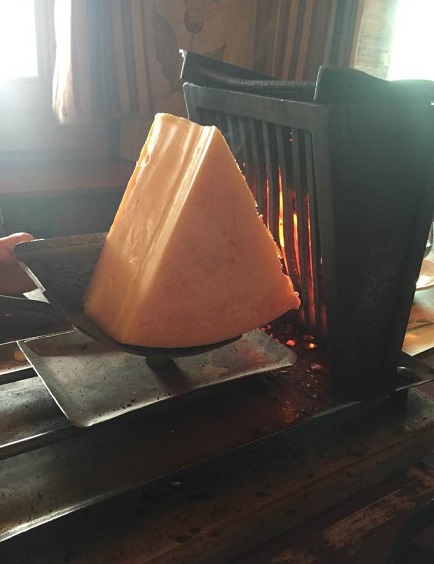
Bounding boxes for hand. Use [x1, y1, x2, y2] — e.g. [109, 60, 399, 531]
[0, 233, 37, 295]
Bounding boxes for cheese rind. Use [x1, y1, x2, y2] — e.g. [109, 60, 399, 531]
[84, 114, 300, 347]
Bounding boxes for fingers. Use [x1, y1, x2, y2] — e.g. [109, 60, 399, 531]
[0, 263, 36, 295]
[0, 233, 35, 264]
[0, 233, 36, 294]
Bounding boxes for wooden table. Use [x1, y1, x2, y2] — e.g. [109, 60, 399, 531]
[1, 280, 434, 563]
[0, 379, 432, 563]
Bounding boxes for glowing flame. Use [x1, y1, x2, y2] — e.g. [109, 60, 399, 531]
[293, 211, 300, 276]
[306, 197, 316, 327]
[278, 178, 288, 274]
[275, 157, 326, 337]
[265, 176, 270, 230]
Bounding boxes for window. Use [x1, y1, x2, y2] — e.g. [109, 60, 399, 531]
[354, 0, 434, 82]
[0, 1, 109, 159]
[0, 0, 54, 112]
[0, 1, 38, 81]
[388, 0, 434, 80]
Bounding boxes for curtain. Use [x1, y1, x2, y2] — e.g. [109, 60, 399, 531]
[253, 0, 365, 80]
[52, 0, 87, 121]
[353, 0, 400, 79]
[52, 0, 257, 123]
[52, 0, 364, 122]
[52, 0, 153, 122]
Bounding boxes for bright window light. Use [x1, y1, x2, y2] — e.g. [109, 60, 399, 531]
[388, 0, 434, 80]
[0, 1, 38, 81]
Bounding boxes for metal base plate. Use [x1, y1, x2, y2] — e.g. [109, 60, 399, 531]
[18, 329, 296, 427]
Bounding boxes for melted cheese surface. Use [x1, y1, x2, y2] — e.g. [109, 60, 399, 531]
[84, 113, 300, 347]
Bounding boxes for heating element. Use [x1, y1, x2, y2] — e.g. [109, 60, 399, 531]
[182, 53, 434, 400]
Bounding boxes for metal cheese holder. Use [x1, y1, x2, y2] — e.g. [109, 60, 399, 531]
[0, 233, 238, 358]
[0, 233, 297, 427]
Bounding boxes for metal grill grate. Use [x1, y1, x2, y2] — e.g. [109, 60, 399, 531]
[197, 110, 326, 338]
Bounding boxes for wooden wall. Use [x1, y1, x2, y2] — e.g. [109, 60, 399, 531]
[119, 0, 259, 161]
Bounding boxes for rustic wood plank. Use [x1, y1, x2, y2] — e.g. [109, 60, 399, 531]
[240, 465, 434, 564]
[1, 388, 434, 564]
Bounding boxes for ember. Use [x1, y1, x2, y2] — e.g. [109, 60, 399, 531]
[259, 312, 331, 420]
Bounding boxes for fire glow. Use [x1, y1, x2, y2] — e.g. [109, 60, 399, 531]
[278, 186, 288, 273]
[274, 161, 325, 337]
[244, 127, 327, 339]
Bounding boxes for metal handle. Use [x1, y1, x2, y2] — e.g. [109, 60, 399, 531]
[0, 295, 65, 323]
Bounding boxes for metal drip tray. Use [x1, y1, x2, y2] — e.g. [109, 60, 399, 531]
[18, 329, 297, 427]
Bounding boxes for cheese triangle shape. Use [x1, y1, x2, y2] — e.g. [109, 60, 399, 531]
[84, 114, 300, 347]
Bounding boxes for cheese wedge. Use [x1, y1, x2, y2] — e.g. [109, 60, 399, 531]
[84, 113, 300, 348]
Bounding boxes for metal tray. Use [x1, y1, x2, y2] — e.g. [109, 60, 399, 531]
[18, 329, 296, 428]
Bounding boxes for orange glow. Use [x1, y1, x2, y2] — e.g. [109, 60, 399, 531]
[275, 162, 327, 337]
[279, 401, 299, 424]
[265, 176, 270, 231]
[292, 208, 305, 325]
[278, 175, 288, 274]
[306, 342, 317, 350]
[306, 197, 316, 328]
[293, 211, 300, 276]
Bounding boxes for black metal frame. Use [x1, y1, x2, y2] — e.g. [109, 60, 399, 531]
[182, 55, 434, 400]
